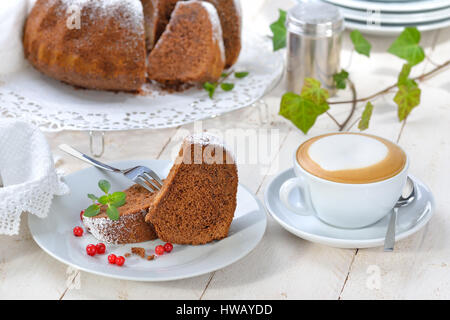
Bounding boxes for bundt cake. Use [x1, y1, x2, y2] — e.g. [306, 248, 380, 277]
[23, 0, 147, 92]
[203, 0, 242, 68]
[145, 134, 238, 245]
[147, 1, 225, 85]
[83, 184, 158, 244]
[23, 0, 242, 91]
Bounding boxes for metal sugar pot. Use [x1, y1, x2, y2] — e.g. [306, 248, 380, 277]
[286, 1, 344, 96]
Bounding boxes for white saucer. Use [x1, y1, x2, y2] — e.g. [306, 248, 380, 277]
[264, 168, 434, 249]
[28, 160, 267, 281]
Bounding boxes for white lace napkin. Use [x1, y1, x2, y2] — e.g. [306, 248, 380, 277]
[0, 119, 69, 235]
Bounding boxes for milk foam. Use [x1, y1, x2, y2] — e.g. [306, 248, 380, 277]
[307, 134, 388, 171]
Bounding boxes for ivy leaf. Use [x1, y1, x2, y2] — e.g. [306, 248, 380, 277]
[98, 179, 111, 194]
[87, 193, 98, 202]
[350, 30, 371, 57]
[109, 191, 127, 207]
[235, 72, 249, 79]
[221, 83, 235, 91]
[397, 63, 412, 86]
[106, 205, 120, 221]
[270, 9, 287, 51]
[394, 83, 421, 121]
[279, 92, 328, 134]
[83, 204, 100, 217]
[300, 78, 330, 111]
[358, 102, 374, 131]
[333, 69, 349, 90]
[203, 82, 217, 99]
[388, 27, 425, 66]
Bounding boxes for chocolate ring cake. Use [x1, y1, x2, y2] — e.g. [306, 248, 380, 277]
[23, 0, 242, 92]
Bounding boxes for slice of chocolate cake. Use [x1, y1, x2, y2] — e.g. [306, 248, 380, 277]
[83, 184, 158, 244]
[145, 134, 238, 245]
[147, 0, 226, 85]
[203, 0, 242, 68]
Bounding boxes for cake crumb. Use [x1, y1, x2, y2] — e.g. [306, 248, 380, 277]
[131, 247, 146, 258]
[124, 253, 131, 258]
[147, 255, 155, 261]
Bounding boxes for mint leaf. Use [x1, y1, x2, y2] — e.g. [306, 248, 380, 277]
[388, 27, 424, 66]
[270, 9, 287, 51]
[358, 102, 374, 131]
[106, 205, 119, 221]
[83, 204, 100, 217]
[350, 30, 371, 57]
[279, 92, 328, 134]
[203, 82, 217, 99]
[221, 83, 234, 91]
[97, 195, 108, 205]
[110, 191, 126, 207]
[87, 194, 98, 202]
[235, 72, 249, 79]
[333, 70, 349, 90]
[394, 83, 421, 121]
[98, 179, 111, 194]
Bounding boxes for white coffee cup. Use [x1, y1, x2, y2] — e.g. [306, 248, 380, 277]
[279, 136, 409, 229]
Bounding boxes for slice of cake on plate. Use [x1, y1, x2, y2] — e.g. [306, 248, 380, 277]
[145, 133, 238, 245]
[83, 184, 158, 244]
[147, 0, 226, 85]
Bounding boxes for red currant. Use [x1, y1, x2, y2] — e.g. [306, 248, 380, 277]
[73, 226, 83, 237]
[116, 256, 125, 266]
[96, 243, 106, 254]
[164, 243, 173, 253]
[155, 245, 165, 256]
[108, 254, 117, 264]
[80, 210, 85, 221]
[86, 244, 97, 256]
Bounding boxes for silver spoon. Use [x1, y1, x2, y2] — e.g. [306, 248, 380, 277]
[384, 177, 416, 252]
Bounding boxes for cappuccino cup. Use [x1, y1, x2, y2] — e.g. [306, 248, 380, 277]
[279, 132, 409, 228]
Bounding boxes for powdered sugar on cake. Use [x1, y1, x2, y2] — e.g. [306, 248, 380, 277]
[58, 0, 144, 33]
[199, 1, 226, 63]
[185, 133, 235, 162]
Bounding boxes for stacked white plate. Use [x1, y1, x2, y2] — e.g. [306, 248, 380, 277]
[316, 0, 450, 35]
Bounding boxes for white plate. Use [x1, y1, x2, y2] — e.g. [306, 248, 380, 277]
[0, 31, 284, 132]
[344, 18, 450, 35]
[324, 0, 450, 12]
[338, 5, 450, 24]
[28, 160, 267, 281]
[264, 168, 435, 249]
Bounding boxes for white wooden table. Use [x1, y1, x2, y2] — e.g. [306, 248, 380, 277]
[1, 0, 449, 299]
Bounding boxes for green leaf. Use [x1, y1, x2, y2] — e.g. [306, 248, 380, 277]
[109, 191, 127, 207]
[98, 179, 111, 194]
[270, 9, 287, 51]
[279, 92, 328, 134]
[83, 204, 100, 217]
[106, 205, 120, 221]
[203, 82, 217, 99]
[98, 195, 109, 205]
[300, 78, 330, 111]
[87, 193, 98, 202]
[333, 69, 349, 90]
[220, 83, 235, 91]
[358, 102, 374, 131]
[235, 72, 249, 79]
[394, 83, 421, 121]
[388, 27, 425, 66]
[350, 30, 371, 57]
[221, 72, 228, 78]
[397, 63, 412, 86]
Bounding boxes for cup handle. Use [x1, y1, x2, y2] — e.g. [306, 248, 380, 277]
[279, 177, 313, 216]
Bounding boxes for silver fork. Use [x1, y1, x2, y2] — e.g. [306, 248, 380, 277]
[58, 144, 164, 193]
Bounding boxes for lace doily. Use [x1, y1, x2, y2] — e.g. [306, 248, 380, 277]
[0, 119, 69, 235]
[0, 32, 283, 132]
